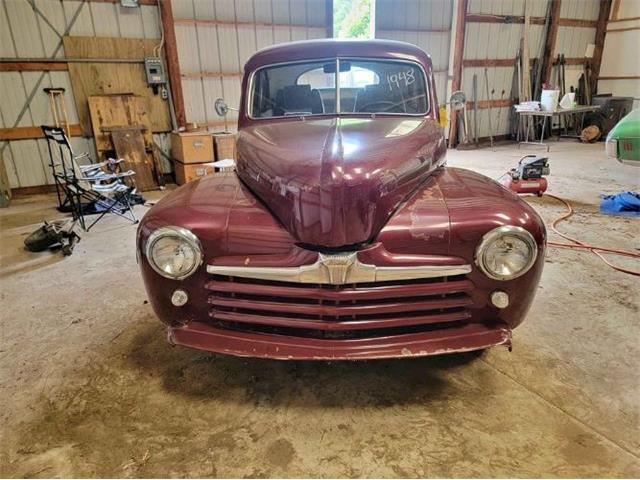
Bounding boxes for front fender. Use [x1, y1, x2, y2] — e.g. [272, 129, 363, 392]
[377, 167, 546, 329]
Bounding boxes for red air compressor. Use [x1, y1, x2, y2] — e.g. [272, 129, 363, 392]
[499, 155, 550, 196]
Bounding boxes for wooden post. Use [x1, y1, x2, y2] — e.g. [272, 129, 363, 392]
[159, 0, 186, 128]
[326, 0, 334, 38]
[0, 149, 11, 208]
[592, 0, 613, 97]
[448, 0, 468, 148]
[610, 0, 621, 20]
[540, 0, 562, 86]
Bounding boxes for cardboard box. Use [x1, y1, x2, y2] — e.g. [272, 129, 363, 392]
[174, 160, 216, 185]
[213, 132, 236, 160]
[171, 131, 214, 164]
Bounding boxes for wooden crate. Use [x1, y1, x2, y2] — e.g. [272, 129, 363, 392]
[174, 160, 217, 185]
[170, 132, 214, 164]
[213, 133, 237, 160]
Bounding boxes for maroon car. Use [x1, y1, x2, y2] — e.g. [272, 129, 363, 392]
[137, 39, 545, 360]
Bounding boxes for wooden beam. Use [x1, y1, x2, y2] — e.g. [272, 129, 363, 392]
[0, 124, 83, 141]
[11, 184, 58, 198]
[541, 0, 562, 86]
[462, 57, 587, 68]
[463, 58, 515, 67]
[609, 16, 640, 22]
[159, 0, 186, 129]
[0, 61, 68, 72]
[610, 0, 622, 20]
[466, 13, 597, 28]
[553, 57, 591, 65]
[466, 13, 532, 24]
[173, 18, 326, 31]
[607, 26, 640, 32]
[598, 75, 640, 80]
[558, 18, 598, 27]
[592, 0, 613, 97]
[181, 71, 243, 79]
[449, 0, 468, 148]
[467, 99, 515, 109]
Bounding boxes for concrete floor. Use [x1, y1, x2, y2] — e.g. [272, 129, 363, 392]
[0, 141, 638, 477]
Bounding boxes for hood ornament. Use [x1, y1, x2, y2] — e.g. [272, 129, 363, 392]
[318, 252, 358, 284]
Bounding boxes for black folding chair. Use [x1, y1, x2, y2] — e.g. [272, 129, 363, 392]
[41, 125, 139, 231]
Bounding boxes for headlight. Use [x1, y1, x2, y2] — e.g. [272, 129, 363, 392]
[605, 138, 618, 158]
[475, 226, 537, 280]
[145, 226, 203, 280]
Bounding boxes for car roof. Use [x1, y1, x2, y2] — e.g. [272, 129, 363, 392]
[244, 39, 433, 72]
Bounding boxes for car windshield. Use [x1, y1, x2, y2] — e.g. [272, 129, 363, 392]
[250, 59, 429, 118]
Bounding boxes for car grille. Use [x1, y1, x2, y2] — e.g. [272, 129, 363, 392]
[205, 274, 474, 340]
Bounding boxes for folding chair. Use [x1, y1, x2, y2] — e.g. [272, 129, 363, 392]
[41, 125, 139, 231]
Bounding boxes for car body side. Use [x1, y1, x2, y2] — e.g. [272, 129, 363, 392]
[606, 108, 640, 165]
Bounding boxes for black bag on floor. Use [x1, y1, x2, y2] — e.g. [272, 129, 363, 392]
[25, 220, 81, 256]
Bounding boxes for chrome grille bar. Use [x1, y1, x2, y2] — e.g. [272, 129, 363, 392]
[207, 252, 471, 285]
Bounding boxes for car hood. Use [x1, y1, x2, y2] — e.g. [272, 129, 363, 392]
[235, 116, 446, 248]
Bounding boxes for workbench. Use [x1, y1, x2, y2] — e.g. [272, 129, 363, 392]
[516, 105, 600, 151]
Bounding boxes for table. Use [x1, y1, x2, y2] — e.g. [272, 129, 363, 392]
[516, 105, 600, 151]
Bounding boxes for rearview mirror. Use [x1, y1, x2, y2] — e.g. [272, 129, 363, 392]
[322, 62, 351, 74]
[449, 91, 467, 111]
[214, 98, 229, 117]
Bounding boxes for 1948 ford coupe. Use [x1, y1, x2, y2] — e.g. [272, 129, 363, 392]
[137, 40, 546, 360]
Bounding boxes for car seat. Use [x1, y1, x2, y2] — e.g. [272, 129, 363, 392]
[355, 84, 404, 113]
[274, 85, 324, 115]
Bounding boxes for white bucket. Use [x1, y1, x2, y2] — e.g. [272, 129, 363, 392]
[540, 90, 560, 112]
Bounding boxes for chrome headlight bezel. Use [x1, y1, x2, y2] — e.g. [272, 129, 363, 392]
[475, 225, 538, 281]
[145, 226, 203, 280]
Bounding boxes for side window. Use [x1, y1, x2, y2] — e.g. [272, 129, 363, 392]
[251, 61, 335, 118]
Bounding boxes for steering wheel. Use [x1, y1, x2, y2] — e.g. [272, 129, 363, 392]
[357, 100, 398, 113]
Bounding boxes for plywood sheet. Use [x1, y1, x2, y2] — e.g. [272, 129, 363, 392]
[111, 129, 157, 192]
[63, 36, 171, 135]
[88, 94, 153, 154]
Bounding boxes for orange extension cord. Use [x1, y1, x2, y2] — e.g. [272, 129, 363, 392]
[543, 193, 640, 277]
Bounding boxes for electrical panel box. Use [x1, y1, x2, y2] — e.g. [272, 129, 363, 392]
[144, 57, 166, 85]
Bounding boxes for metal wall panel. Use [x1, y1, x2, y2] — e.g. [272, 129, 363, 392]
[377, 0, 603, 140]
[173, 0, 330, 133]
[599, 3, 640, 109]
[560, 0, 600, 20]
[375, 0, 454, 108]
[1, 0, 166, 189]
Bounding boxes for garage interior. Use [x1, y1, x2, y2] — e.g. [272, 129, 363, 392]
[0, 0, 638, 478]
